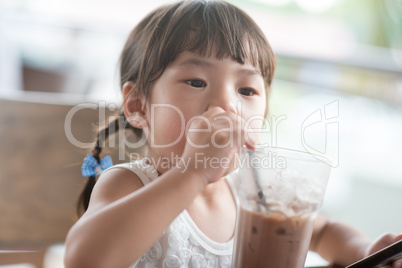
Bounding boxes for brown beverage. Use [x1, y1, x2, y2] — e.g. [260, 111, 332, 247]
[232, 208, 315, 268]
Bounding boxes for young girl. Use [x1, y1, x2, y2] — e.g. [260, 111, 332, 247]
[65, 1, 402, 267]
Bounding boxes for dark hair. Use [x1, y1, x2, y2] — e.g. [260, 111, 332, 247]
[77, 0, 276, 215]
[76, 114, 133, 216]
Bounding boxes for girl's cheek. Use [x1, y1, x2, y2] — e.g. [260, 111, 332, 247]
[244, 114, 267, 144]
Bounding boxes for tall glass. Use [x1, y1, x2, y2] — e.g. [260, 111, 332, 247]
[231, 147, 332, 268]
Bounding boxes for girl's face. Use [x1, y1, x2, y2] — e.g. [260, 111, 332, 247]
[142, 51, 267, 172]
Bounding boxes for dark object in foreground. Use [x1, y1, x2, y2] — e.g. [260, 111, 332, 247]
[346, 240, 402, 268]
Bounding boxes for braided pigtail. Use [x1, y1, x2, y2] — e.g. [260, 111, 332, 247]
[76, 119, 115, 216]
[77, 111, 139, 216]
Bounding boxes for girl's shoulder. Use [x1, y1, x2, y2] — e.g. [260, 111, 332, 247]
[85, 159, 157, 213]
[104, 158, 159, 186]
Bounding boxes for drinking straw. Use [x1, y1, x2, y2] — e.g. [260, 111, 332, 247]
[249, 150, 267, 212]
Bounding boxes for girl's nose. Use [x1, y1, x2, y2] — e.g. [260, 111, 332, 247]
[207, 88, 238, 115]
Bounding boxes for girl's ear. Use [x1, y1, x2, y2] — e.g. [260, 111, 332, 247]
[122, 82, 147, 129]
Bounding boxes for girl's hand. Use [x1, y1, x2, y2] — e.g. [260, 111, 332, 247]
[365, 233, 402, 268]
[179, 106, 256, 185]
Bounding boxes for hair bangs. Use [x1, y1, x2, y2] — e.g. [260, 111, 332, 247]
[159, 0, 274, 86]
[126, 0, 275, 101]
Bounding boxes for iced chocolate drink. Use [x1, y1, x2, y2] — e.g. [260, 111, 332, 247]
[230, 147, 331, 268]
[233, 208, 315, 268]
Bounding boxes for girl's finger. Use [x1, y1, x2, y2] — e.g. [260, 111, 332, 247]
[395, 234, 402, 242]
[393, 259, 402, 268]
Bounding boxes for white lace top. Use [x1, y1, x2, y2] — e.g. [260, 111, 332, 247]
[105, 159, 234, 268]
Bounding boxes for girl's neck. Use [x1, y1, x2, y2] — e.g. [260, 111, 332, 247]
[186, 176, 236, 243]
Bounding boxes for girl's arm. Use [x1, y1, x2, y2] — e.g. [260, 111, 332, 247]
[65, 107, 252, 268]
[65, 165, 206, 268]
[310, 214, 371, 266]
[310, 214, 402, 267]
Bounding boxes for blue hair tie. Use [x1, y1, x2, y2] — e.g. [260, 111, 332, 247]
[81, 154, 113, 177]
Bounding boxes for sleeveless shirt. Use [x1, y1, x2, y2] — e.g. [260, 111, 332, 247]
[104, 159, 234, 268]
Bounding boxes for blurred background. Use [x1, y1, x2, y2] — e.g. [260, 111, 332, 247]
[0, 0, 401, 267]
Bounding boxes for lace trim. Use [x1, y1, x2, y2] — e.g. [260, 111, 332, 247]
[181, 210, 234, 256]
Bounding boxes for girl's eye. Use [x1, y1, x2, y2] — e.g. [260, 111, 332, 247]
[238, 88, 256, 96]
[186, 79, 206, 88]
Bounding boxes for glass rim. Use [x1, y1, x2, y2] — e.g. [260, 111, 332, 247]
[240, 146, 333, 166]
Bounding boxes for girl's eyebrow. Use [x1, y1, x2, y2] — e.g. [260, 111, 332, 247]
[176, 57, 262, 77]
[238, 68, 261, 77]
[176, 58, 214, 68]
